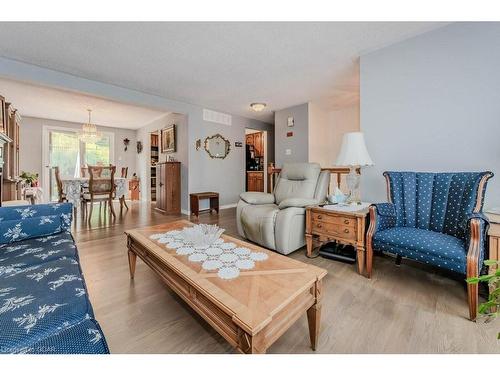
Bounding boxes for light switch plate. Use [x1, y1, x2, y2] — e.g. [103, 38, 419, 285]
[285, 149, 292, 155]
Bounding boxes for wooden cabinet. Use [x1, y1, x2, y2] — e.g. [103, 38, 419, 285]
[247, 171, 264, 192]
[253, 132, 263, 157]
[0, 132, 12, 206]
[156, 162, 181, 214]
[245, 132, 264, 157]
[246, 134, 254, 145]
[2, 103, 21, 202]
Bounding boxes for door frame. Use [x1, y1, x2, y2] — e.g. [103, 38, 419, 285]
[244, 128, 268, 192]
[41, 125, 115, 202]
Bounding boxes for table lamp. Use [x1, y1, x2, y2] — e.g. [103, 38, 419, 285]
[335, 132, 374, 205]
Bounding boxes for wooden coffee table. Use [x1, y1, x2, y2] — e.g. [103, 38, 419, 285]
[125, 220, 327, 354]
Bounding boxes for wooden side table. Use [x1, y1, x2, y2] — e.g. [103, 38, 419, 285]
[306, 205, 369, 276]
[486, 215, 500, 295]
[190, 192, 219, 217]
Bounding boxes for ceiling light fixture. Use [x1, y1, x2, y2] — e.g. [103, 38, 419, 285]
[250, 103, 266, 112]
[79, 109, 102, 143]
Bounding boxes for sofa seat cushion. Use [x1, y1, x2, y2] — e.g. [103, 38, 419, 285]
[239, 204, 279, 250]
[0, 255, 98, 353]
[0, 232, 77, 268]
[373, 227, 466, 273]
[10, 318, 108, 354]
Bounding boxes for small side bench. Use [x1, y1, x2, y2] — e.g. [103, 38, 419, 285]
[190, 192, 219, 217]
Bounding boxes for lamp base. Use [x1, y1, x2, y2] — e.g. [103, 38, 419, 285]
[346, 167, 361, 205]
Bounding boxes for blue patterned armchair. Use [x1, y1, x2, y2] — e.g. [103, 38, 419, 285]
[366, 171, 493, 320]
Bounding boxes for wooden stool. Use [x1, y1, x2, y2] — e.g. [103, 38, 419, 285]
[190, 192, 219, 217]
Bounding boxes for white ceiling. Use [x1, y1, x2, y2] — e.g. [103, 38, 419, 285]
[0, 78, 169, 129]
[0, 22, 448, 123]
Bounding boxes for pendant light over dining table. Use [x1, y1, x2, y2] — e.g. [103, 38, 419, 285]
[79, 109, 102, 143]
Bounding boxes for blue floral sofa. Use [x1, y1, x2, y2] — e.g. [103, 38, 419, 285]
[0, 203, 109, 354]
[366, 171, 493, 320]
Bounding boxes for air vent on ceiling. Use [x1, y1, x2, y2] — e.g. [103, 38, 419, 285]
[203, 109, 232, 126]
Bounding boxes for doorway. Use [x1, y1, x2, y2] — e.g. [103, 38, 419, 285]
[245, 129, 267, 192]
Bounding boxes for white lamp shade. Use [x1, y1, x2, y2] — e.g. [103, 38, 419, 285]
[335, 132, 374, 167]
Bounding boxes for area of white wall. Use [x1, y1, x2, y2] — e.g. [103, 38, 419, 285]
[276, 101, 360, 170]
[328, 104, 360, 164]
[20, 116, 137, 189]
[308, 102, 330, 166]
[360, 23, 500, 209]
[274, 103, 309, 167]
[135, 113, 189, 211]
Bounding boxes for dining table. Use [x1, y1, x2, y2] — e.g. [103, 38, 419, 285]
[61, 177, 128, 210]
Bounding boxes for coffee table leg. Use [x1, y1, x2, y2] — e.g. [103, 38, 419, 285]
[356, 245, 365, 275]
[237, 330, 266, 354]
[128, 250, 137, 279]
[307, 279, 322, 351]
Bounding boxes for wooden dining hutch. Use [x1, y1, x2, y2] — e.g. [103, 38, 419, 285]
[155, 161, 181, 214]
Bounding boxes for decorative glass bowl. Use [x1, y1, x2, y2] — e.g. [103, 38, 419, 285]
[180, 224, 225, 247]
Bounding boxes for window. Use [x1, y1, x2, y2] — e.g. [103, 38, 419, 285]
[83, 135, 112, 166]
[47, 128, 114, 201]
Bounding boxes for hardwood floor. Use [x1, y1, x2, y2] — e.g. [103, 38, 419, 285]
[75, 202, 500, 353]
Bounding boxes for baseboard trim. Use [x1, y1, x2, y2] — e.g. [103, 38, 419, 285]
[181, 203, 237, 216]
[220, 203, 237, 210]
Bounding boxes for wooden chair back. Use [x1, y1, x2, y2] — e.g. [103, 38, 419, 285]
[88, 165, 116, 197]
[121, 167, 128, 178]
[267, 163, 360, 194]
[53, 166, 65, 202]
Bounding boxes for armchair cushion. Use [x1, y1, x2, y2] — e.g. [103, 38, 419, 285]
[274, 163, 321, 204]
[371, 203, 397, 232]
[278, 198, 319, 210]
[373, 227, 466, 273]
[375, 203, 396, 217]
[239, 192, 275, 205]
[239, 204, 279, 250]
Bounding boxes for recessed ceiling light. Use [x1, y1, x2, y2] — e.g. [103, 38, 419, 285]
[250, 103, 266, 112]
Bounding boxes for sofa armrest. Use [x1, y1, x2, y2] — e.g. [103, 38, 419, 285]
[239, 192, 275, 205]
[0, 203, 73, 244]
[278, 198, 319, 210]
[465, 213, 489, 274]
[371, 203, 397, 232]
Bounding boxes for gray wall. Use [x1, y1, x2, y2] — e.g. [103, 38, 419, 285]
[274, 103, 309, 167]
[361, 23, 500, 209]
[20, 116, 137, 190]
[187, 114, 274, 207]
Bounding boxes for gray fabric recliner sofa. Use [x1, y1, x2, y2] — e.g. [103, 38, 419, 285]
[237, 162, 329, 255]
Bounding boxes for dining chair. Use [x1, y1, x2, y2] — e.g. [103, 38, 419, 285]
[53, 166, 67, 203]
[82, 165, 116, 223]
[121, 167, 128, 178]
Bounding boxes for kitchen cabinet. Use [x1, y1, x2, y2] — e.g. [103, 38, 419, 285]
[247, 171, 264, 192]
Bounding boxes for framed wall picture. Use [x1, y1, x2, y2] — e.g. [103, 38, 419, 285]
[161, 124, 176, 153]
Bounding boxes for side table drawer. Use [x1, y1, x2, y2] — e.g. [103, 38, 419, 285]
[311, 212, 356, 228]
[311, 221, 356, 241]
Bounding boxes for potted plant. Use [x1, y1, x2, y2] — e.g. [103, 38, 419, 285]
[20, 171, 39, 187]
[466, 259, 500, 339]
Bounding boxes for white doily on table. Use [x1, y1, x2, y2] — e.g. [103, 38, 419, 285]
[149, 230, 268, 280]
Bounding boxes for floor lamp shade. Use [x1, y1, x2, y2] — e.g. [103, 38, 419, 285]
[335, 132, 374, 167]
